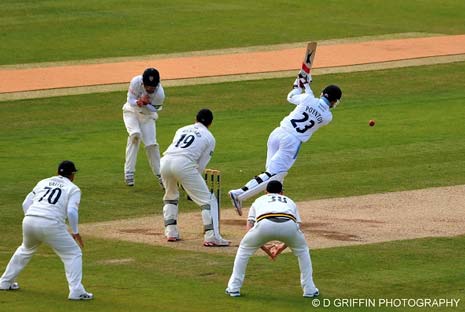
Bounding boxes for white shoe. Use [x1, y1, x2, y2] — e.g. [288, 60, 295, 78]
[69, 291, 94, 300]
[204, 230, 230, 247]
[303, 289, 319, 298]
[165, 225, 179, 242]
[228, 191, 242, 216]
[0, 282, 19, 290]
[125, 173, 134, 186]
[225, 288, 241, 297]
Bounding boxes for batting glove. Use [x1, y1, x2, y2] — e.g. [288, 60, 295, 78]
[298, 71, 312, 85]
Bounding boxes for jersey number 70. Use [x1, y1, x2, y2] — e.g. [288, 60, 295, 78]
[38, 187, 62, 205]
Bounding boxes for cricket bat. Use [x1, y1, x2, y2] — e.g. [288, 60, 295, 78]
[301, 42, 317, 74]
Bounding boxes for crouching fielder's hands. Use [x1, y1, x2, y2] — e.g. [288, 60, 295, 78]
[271, 242, 287, 258]
[261, 245, 276, 261]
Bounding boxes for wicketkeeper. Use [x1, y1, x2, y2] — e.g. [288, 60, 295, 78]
[226, 181, 319, 298]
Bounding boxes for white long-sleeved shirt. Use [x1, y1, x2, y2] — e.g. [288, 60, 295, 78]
[163, 122, 215, 173]
[122, 75, 165, 115]
[23, 175, 81, 234]
[281, 85, 333, 142]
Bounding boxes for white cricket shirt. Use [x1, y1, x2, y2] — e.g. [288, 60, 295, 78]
[122, 75, 165, 115]
[24, 176, 81, 224]
[163, 122, 215, 172]
[248, 193, 302, 223]
[280, 91, 333, 143]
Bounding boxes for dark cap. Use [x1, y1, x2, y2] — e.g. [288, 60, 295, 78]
[266, 180, 283, 194]
[58, 160, 78, 176]
[196, 108, 214, 127]
[142, 68, 160, 87]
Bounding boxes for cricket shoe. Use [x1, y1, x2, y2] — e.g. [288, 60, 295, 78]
[228, 191, 242, 216]
[303, 289, 319, 298]
[225, 288, 241, 297]
[0, 282, 19, 290]
[125, 173, 135, 186]
[166, 233, 180, 242]
[68, 291, 94, 300]
[204, 231, 230, 247]
[165, 225, 179, 242]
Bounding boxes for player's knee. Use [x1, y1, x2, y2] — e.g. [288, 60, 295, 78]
[130, 133, 141, 144]
[146, 143, 159, 148]
[256, 171, 272, 184]
[270, 171, 288, 183]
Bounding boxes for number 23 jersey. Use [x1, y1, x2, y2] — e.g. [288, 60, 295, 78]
[25, 176, 81, 224]
[280, 93, 333, 143]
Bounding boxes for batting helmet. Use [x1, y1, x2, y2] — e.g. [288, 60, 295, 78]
[142, 68, 160, 87]
[322, 85, 342, 102]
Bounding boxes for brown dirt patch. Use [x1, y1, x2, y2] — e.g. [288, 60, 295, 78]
[2, 34, 465, 95]
[80, 185, 465, 255]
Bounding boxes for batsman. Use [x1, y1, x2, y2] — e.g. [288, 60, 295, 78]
[229, 43, 342, 215]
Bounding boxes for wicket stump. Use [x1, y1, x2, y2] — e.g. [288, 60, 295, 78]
[204, 169, 221, 231]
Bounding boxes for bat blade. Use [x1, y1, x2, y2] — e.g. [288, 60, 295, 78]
[301, 42, 317, 74]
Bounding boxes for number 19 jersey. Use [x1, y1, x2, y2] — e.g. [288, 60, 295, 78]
[163, 122, 215, 164]
[280, 94, 333, 143]
[25, 176, 81, 224]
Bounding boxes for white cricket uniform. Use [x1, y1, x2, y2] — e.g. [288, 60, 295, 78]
[266, 87, 332, 174]
[123, 75, 165, 177]
[0, 176, 89, 298]
[227, 193, 318, 296]
[231, 85, 333, 204]
[160, 122, 221, 239]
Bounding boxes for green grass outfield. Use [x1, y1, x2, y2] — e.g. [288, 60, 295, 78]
[1, 62, 465, 311]
[2, 0, 465, 65]
[0, 237, 463, 312]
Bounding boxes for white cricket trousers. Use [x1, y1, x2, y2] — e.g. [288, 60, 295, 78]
[0, 216, 86, 296]
[227, 219, 318, 295]
[266, 127, 302, 175]
[160, 155, 220, 237]
[123, 110, 158, 174]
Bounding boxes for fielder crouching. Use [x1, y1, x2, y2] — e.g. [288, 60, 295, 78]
[225, 180, 319, 298]
[0, 161, 93, 300]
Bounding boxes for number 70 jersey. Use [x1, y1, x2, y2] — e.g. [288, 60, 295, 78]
[280, 93, 333, 143]
[25, 176, 81, 224]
